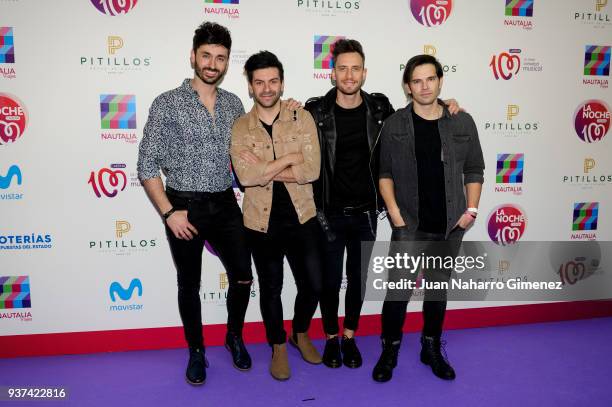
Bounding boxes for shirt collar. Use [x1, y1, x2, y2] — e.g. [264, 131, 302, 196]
[180, 78, 226, 103]
[246, 100, 294, 130]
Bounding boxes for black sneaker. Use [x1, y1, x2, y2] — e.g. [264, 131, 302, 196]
[341, 336, 362, 368]
[322, 337, 341, 368]
[186, 347, 207, 386]
[420, 335, 456, 380]
[225, 332, 252, 371]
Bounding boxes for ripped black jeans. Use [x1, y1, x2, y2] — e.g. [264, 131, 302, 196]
[166, 187, 253, 349]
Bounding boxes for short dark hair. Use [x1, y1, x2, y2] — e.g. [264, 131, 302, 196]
[192, 22, 232, 52]
[244, 51, 284, 83]
[331, 39, 365, 67]
[402, 54, 443, 84]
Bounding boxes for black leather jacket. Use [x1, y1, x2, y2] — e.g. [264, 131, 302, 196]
[305, 88, 394, 211]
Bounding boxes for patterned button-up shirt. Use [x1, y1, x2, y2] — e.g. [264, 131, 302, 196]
[137, 79, 245, 192]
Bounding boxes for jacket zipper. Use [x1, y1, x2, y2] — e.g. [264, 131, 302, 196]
[369, 121, 386, 218]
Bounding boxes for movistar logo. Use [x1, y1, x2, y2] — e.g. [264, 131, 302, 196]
[109, 278, 142, 301]
[0, 165, 21, 189]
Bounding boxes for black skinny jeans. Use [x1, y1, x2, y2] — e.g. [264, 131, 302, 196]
[248, 218, 322, 345]
[381, 227, 464, 341]
[166, 188, 253, 349]
[320, 210, 377, 335]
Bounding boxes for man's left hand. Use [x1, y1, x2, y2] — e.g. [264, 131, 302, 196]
[455, 211, 476, 230]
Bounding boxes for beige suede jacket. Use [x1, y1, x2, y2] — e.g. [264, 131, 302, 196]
[230, 101, 320, 233]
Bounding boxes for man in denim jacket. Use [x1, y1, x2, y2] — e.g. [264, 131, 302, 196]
[372, 54, 485, 383]
[231, 51, 322, 381]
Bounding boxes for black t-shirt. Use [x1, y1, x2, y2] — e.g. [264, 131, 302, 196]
[261, 118, 300, 229]
[412, 109, 447, 233]
[330, 102, 375, 208]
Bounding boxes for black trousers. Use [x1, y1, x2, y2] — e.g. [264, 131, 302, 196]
[381, 227, 464, 341]
[248, 218, 322, 345]
[320, 210, 377, 335]
[166, 188, 253, 349]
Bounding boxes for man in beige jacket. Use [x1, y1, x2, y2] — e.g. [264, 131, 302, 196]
[230, 50, 322, 381]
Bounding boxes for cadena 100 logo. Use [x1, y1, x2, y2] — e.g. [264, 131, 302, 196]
[410, 0, 453, 27]
[490, 49, 521, 80]
[574, 100, 610, 143]
[558, 259, 593, 286]
[487, 204, 527, 245]
[0, 93, 27, 145]
[90, 0, 138, 16]
[88, 164, 127, 198]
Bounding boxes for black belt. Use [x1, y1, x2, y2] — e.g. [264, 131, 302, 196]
[327, 203, 376, 217]
[166, 186, 229, 200]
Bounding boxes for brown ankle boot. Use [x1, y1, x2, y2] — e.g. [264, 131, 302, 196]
[270, 343, 290, 380]
[289, 332, 322, 364]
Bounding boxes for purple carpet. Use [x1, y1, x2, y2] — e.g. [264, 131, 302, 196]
[1, 317, 611, 407]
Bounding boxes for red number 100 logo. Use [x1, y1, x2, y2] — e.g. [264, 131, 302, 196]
[490, 52, 521, 80]
[88, 168, 127, 198]
[558, 261, 586, 286]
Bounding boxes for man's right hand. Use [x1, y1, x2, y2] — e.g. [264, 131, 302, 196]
[166, 210, 199, 240]
[388, 209, 406, 227]
[286, 152, 304, 166]
[240, 150, 262, 165]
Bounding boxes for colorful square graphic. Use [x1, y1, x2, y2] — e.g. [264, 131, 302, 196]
[496, 153, 524, 183]
[100, 95, 136, 130]
[584, 45, 611, 76]
[0, 276, 31, 309]
[314, 35, 345, 69]
[0, 27, 15, 64]
[505, 0, 534, 17]
[573, 202, 599, 231]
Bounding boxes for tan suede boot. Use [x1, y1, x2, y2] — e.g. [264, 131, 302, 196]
[289, 332, 322, 364]
[270, 343, 290, 381]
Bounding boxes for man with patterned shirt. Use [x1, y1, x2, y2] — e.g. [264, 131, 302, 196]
[137, 22, 254, 386]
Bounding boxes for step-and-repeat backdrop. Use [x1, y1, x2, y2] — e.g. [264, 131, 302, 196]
[1, 0, 610, 336]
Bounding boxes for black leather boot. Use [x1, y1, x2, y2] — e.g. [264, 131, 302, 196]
[322, 336, 342, 368]
[225, 332, 252, 371]
[372, 339, 400, 382]
[186, 347, 207, 385]
[420, 335, 456, 380]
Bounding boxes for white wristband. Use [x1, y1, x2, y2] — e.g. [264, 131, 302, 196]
[467, 207, 478, 214]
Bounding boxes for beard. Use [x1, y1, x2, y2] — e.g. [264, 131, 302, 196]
[194, 64, 226, 85]
[255, 92, 281, 108]
[336, 81, 362, 96]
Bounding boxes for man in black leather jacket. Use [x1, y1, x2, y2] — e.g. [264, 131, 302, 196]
[305, 39, 394, 369]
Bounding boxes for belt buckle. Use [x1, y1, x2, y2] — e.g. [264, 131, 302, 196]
[342, 207, 354, 216]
